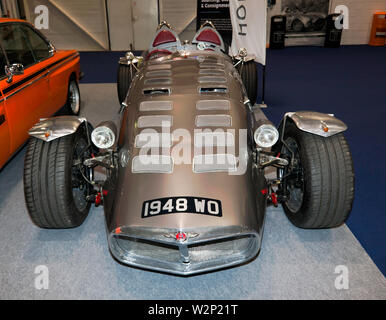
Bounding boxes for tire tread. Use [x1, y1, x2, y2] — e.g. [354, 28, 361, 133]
[23, 129, 91, 229]
[238, 61, 258, 105]
[282, 123, 355, 229]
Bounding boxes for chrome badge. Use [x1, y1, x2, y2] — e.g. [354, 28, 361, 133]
[163, 232, 199, 242]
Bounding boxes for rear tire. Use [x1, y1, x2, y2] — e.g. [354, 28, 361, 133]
[237, 61, 258, 105]
[280, 122, 355, 229]
[23, 125, 92, 228]
[117, 64, 135, 104]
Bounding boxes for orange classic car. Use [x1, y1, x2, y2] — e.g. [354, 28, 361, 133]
[0, 18, 81, 170]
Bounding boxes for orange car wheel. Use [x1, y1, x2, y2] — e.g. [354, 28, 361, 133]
[65, 80, 81, 115]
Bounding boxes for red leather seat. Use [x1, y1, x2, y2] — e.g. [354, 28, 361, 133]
[146, 49, 172, 60]
[152, 30, 177, 47]
[196, 29, 222, 46]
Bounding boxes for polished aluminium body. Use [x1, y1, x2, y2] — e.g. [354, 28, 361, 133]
[283, 111, 347, 137]
[106, 49, 267, 275]
[29, 116, 87, 142]
[28, 23, 349, 276]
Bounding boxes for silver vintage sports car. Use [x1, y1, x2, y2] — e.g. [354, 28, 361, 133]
[24, 22, 354, 276]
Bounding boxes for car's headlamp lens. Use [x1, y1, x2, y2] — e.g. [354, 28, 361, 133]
[91, 126, 115, 149]
[254, 124, 279, 148]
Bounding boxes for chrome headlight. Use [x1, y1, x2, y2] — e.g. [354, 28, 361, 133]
[91, 122, 117, 149]
[254, 123, 279, 148]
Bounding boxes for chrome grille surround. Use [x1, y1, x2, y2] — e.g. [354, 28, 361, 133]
[108, 226, 260, 276]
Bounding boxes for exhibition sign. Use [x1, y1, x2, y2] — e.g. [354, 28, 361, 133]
[196, 0, 232, 45]
[229, 0, 267, 65]
[196, 0, 267, 65]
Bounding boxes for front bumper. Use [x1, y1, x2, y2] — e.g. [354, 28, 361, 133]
[108, 226, 261, 276]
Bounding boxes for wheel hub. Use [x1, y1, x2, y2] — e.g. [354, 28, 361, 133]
[69, 82, 80, 114]
[280, 137, 304, 213]
[71, 137, 92, 212]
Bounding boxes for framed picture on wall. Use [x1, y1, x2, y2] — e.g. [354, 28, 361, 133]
[282, 0, 329, 34]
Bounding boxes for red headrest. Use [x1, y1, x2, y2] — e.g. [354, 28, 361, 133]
[153, 30, 177, 47]
[196, 29, 222, 46]
[146, 49, 172, 60]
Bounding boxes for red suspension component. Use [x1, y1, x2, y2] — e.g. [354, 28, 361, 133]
[94, 189, 108, 207]
[271, 192, 278, 207]
[95, 192, 102, 206]
[261, 187, 279, 207]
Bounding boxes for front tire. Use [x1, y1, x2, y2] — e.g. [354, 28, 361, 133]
[279, 122, 355, 229]
[23, 125, 92, 228]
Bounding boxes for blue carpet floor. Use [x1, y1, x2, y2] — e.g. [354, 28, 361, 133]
[79, 46, 386, 277]
[261, 46, 386, 277]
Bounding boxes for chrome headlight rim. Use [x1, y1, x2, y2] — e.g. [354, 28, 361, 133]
[91, 126, 116, 149]
[254, 124, 279, 148]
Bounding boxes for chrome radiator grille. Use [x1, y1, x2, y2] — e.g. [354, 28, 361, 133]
[112, 236, 181, 263]
[188, 236, 255, 263]
[109, 229, 259, 275]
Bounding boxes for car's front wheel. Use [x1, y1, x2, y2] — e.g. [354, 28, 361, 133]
[279, 122, 355, 229]
[23, 125, 93, 228]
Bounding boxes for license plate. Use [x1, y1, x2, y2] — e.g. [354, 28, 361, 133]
[141, 197, 222, 218]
